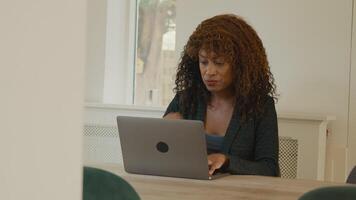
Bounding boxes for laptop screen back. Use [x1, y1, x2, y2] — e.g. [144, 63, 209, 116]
[117, 116, 212, 180]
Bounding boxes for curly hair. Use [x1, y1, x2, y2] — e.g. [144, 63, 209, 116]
[174, 14, 277, 121]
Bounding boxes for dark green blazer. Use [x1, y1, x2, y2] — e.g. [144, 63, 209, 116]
[164, 95, 280, 177]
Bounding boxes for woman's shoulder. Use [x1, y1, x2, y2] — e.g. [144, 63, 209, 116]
[260, 95, 277, 118]
[164, 94, 181, 116]
[248, 95, 276, 121]
[264, 95, 276, 104]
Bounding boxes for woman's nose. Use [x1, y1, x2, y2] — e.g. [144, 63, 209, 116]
[206, 64, 217, 75]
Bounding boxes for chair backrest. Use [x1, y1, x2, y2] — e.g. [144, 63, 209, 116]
[83, 167, 140, 200]
[347, 166, 356, 184]
[298, 186, 356, 200]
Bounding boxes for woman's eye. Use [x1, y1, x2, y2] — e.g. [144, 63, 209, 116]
[214, 62, 224, 66]
[199, 60, 208, 65]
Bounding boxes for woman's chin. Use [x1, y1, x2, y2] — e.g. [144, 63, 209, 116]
[206, 86, 221, 92]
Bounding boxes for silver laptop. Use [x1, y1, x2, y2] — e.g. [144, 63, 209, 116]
[116, 116, 227, 180]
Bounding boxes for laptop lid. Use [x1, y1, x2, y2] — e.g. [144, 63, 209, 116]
[116, 116, 213, 180]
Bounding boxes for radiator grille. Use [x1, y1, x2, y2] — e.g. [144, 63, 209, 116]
[83, 125, 298, 179]
[84, 125, 118, 137]
[279, 137, 298, 179]
[83, 125, 121, 164]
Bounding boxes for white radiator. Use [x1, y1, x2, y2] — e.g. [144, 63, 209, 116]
[83, 125, 298, 178]
[83, 125, 122, 164]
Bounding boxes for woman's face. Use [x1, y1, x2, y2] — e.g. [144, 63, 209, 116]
[199, 49, 234, 94]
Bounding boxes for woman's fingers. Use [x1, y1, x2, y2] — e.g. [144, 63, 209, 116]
[209, 166, 216, 175]
[208, 159, 213, 165]
[208, 154, 227, 175]
[208, 161, 223, 175]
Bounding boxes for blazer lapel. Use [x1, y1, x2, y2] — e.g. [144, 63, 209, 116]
[194, 100, 206, 122]
[221, 107, 242, 154]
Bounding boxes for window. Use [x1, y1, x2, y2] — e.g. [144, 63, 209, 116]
[134, 0, 177, 106]
[85, 0, 177, 106]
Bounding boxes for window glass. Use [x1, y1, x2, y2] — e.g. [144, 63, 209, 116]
[135, 0, 177, 106]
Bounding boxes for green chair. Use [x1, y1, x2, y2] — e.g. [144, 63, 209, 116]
[83, 166, 141, 200]
[346, 166, 356, 184]
[298, 186, 356, 200]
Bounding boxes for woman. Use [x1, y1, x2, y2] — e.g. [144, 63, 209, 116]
[164, 14, 279, 177]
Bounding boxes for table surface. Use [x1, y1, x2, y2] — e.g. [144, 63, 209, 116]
[91, 164, 347, 200]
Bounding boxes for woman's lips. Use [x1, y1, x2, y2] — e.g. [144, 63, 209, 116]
[206, 80, 218, 86]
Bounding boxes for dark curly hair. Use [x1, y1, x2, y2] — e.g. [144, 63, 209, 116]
[174, 14, 277, 121]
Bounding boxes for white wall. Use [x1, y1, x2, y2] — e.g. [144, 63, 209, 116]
[103, 0, 133, 104]
[0, 0, 85, 199]
[176, 0, 353, 181]
[348, 0, 356, 174]
[85, 0, 107, 102]
[85, 0, 134, 104]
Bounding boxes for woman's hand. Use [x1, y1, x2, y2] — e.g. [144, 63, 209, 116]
[208, 153, 229, 175]
[163, 112, 183, 120]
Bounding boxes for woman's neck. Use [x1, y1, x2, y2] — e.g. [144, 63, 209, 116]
[209, 89, 235, 109]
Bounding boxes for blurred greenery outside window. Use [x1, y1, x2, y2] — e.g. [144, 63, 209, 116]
[134, 0, 177, 106]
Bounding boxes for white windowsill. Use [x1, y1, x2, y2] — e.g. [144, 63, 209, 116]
[85, 102, 336, 122]
[85, 102, 166, 112]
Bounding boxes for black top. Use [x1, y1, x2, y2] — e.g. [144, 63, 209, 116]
[164, 94, 280, 177]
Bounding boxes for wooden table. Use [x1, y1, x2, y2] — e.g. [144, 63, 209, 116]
[91, 164, 347, 200]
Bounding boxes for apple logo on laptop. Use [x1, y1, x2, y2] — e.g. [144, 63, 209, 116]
[156, 141, 169, 153]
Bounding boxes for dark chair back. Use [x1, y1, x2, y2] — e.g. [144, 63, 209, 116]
[347, 166, 356, 184]
[83, 167, 140, 200]
[298, 186, 356, 200]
